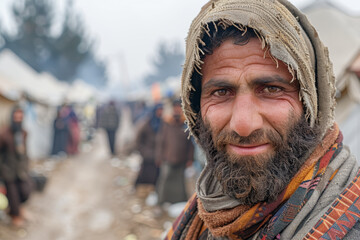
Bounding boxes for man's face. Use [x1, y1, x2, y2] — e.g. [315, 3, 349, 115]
[200, 37, 303, 162]
[199, 37, 310, 204]
[13, 110, 24, 123]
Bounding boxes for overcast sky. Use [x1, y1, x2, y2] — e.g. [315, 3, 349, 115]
[1, 0, 360, 90]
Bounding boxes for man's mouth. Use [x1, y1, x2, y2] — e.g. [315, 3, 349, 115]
[227, 143, 271, 156]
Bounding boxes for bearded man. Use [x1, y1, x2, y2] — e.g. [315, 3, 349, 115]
[0, 106, 32, 227]
[165, 0, 360, 239]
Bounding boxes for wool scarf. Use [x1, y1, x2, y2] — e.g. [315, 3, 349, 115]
[165, 125, 357, 240]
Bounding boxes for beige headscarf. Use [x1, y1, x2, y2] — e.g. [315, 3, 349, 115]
[181, 0, 336, 140]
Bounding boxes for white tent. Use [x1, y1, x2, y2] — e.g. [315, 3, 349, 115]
[66, 79, 98, 103]
[0, 49, 102, 159]
[303, 2, 360, 85]
[302, 1, 360, 160]
[0, 49, 69, 106]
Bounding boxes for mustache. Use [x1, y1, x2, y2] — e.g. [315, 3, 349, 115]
[214, 128, 283, 150]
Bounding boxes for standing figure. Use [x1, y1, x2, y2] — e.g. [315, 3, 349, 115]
[165, 0, 360, 239]
[156, 100, 194, 205]
[99, 101, 120, 156]
[51, 105, 70, 156]
[66, 106, 80, 155]
[134, 104, 163, 188]
[0, 106, 32, 226]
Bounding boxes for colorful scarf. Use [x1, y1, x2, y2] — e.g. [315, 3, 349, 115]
[165, 125, 360, 240]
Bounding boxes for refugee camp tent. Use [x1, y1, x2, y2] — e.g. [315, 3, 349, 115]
[0, 49, 69, 106]
[302, 1, 360, 160]
[66, 79, 98, 103]
[0, 49, 101, 159]
[0, 49, 65, 159]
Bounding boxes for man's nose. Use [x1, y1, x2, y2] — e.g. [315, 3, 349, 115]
[229, 94, 263, 137]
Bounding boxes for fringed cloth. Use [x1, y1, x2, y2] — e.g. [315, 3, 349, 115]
[165, 126, 360, 240]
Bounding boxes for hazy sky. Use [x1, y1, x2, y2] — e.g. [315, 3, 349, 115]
[1, 0, 360, 89]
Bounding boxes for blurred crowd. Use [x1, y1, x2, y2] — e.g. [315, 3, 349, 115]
[0, 95, 206, 228]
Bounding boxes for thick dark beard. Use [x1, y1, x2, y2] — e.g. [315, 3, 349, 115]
[195, 115, 321, 205]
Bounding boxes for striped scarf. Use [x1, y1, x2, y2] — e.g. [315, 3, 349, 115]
[165, 125, 360, 239]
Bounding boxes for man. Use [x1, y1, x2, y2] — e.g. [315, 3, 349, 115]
[0, 106, 32, 227]
[166, 0, 360, 239]
[99, 101, 120, 156]
[134, 103, 163, 189]
[156, 100, 194, 205]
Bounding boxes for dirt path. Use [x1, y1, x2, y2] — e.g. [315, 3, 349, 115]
[0, 130, 176, 240]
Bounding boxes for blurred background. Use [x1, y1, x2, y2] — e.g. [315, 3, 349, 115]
[0, 0, 359, 239]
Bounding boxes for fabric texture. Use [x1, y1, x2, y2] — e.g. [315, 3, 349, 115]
[181, 0, 336, 140]
[165, 132, 360, 240]
[166, 126, 360, 239]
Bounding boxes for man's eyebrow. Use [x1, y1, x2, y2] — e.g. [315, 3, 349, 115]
[202, 79, 236, 93]
[252, 76, 292, 86]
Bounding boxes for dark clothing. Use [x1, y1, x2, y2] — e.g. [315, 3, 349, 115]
[156, 163, 187, 204]
[156, 120, 194, 166]
[0, 128, 29, 181]
[99, 104, 120, 130]
[134, 116, 162, 186]
[99, 104, 120, 155]
[5, 179, 31, 216]
[106, 129, 117, 155]
[51, 116, 70, 155]
[135, 160, 160, 186]
[0, 127, 32, 217]
[156, 119, 194, 204]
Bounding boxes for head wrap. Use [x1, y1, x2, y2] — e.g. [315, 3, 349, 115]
[10, 105, 24, 133]
[181, 0, 336, 140]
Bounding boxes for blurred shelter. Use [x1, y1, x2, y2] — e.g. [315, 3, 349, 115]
[66, 79, 99, 104]
[0, 49, 68, 105]
[0, 49, 99, 159]
[302, 1, 360, 160]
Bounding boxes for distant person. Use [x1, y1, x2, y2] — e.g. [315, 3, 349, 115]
[155, 100, 194, 205]
[0, 105, 32, 227]
[132, 100, 147, 123]
[51, 105, 71, 156]
[99, 101, 120, 156]
[134, 104, 163, 190]
[66, 105, 80, 155]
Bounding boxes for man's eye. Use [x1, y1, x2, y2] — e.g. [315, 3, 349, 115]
[263, 86, 282, 94]
[213, 89, 228, 96]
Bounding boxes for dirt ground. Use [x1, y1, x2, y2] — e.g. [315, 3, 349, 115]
[0, 128, 187, 240]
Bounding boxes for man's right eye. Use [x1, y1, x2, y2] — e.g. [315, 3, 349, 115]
[213, 89, 228, 97]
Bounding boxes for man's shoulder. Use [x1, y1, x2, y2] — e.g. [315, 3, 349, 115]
[304, 167, 360, 239]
